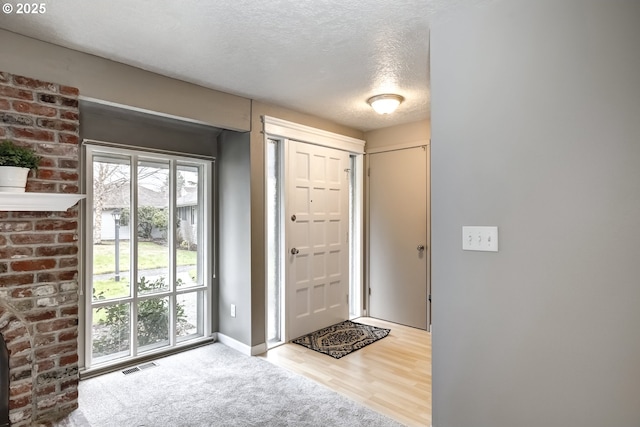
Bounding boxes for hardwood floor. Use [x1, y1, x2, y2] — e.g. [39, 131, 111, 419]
[259, 317, 431, 427]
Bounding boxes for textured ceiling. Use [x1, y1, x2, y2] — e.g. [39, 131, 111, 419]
[0, 0, 486, 131]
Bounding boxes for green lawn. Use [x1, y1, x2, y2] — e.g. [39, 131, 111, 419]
[93, 241, 197, 274]
[93, 277, 131, 300]
[92, 241, 198, 321]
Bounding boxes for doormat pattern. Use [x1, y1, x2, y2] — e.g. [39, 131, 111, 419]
[291, 320, 390, 359]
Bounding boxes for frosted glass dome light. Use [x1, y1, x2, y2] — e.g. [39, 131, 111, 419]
[367, 94, 404, 115]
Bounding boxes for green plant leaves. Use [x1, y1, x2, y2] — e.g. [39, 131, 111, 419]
[0, 140, 41, 170]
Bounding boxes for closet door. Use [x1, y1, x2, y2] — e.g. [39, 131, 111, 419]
[369, 146, 428, 329]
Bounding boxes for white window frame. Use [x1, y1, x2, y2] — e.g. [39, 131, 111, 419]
[81, 142, 213, 374]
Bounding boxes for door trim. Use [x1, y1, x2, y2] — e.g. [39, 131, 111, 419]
[263, 116, 366, 342]
[263, 116, 365, 154]
[366, 140, 429, 154]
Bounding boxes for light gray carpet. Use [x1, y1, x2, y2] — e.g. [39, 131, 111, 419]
[54, 343, 403, 427]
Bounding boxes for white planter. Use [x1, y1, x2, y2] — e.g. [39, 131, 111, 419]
[0, 166, 30, 193]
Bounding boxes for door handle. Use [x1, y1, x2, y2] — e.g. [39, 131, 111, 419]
[417, 245, 425, 251]
[291, 248, 300, 255]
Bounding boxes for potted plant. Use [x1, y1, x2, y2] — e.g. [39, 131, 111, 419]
[0, 139, 41, 192]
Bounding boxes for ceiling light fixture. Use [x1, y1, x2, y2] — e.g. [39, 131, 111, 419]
[367, 94, 404, 115]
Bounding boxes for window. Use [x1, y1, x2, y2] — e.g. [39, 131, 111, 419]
[85, 144, 212, 369]
[348, 155, 361, 318]
[266, 138, 284, 346]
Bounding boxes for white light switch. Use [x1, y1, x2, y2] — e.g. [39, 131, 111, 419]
[462, 226, 498, 252]
[230, 304, 236, 318]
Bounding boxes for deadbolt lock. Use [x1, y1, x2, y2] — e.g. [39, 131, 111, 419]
[291, 214, 296, 222]
[291, 248, 300, 255]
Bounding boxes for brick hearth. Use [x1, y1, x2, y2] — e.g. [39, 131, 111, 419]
[0, 71, 80, 426]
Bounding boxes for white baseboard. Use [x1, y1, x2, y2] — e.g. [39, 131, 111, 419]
[215, 333, 267, 356]
[250, 342, 267, 356]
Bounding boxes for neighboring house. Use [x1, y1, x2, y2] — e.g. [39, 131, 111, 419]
[98, 184, 198, 242]
[177, 186, 199, 248]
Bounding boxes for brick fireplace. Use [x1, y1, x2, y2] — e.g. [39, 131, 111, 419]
[0, 72, 80, 426]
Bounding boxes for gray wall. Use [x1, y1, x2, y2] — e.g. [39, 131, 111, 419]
[80, 100, 220, 157]
[431, 1, 640, 426]
[364, 119, 430, 150]
[0, 29, 250, 131]
[217, 130, 252, 346]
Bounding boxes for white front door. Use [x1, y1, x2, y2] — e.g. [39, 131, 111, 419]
[287, 141, 350, 339]
[368, 146, 428, 330]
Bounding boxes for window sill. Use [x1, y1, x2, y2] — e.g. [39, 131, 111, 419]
[0, 192, 86, 211]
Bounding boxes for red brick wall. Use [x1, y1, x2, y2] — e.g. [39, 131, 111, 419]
[0, 71, 80, 426]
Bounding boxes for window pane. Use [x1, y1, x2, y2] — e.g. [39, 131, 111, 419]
[176, 291, 203, 342]
[266, 139, 281, 343]
[177, 164, 200, 289]
[92, 156, 131, 301]
[349, 156, 357, 317]
[92, 304, 131, 363]
[137, 160, 170, 295]
[137, 296, 170, 352]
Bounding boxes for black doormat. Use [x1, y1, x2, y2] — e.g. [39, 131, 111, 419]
[291, 320, 390, 359]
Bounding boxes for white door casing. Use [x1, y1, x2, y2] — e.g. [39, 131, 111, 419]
[368, 145, 428, 330]
[287, 141, 350, 339]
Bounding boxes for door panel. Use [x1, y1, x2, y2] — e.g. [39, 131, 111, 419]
[287, 141, 349, 339]
[369, 146, 428, 329]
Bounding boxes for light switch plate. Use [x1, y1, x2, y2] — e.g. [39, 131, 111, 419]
[462, 226, 498, 252]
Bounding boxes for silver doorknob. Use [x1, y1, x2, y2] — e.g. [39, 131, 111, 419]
[291, 248, 300, 255]
[417, 245, 425, 251]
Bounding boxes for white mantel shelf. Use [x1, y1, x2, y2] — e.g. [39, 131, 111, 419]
[0, 192, 86, 211]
